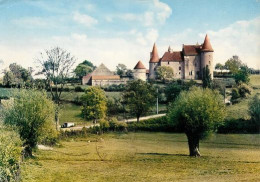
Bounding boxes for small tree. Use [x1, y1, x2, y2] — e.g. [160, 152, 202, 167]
[3, 90, 57, 157]
[74, 60, 95, 81]
[3, 71, 15, 87]
[116, 64, 127, 77]
[225, 56, 242, 74]
[202, 65, 212, 88]
[80, 87, 107, 124]
[123, 80, 156, 122]
[156, 66, 174, 82]
[168, 87, 226, 157]
[249, 95, 260, 132]
[234, 66, 250, 85]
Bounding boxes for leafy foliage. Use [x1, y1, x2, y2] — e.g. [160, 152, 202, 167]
[0, 128, 22, 182]
[74, 60, 95, 80]
[249, 95, 260, 132]
[234, 66, 250, 85]
[165, 79, 196, 104]
[80, 87, 107, 123]
[3, 90, 57, 157]
[156, 66, 174, 82]
[123, 80, 156, 122]
[202, 65, 212, 88]
[225, 57, 242, 74]
[168, 87, 226, 156]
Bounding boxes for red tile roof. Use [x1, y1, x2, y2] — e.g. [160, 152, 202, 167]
[201, 34, 214, 52]
[150, 43, 160, 63]
[161, 51, 183, 62]
[134, 61, 146, 69]
[183, 45, 201, 56]
[91, 75, 120, 80]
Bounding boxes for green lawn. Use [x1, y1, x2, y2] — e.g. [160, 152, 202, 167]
[226, 75, 260, 120]
[22, 132, 260, 182]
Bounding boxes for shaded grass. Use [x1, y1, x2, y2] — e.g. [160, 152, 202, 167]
[22, 132, 260, 182]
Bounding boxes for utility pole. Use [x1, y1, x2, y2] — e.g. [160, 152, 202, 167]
[156, 88, 159, 114]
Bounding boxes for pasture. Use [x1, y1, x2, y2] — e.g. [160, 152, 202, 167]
[22, 132, 260, 182]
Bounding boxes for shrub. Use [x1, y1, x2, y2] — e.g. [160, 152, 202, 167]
[231, 88, 240, 103]
[218, 118, 258, 133]
[75, 86, 84, 92]
[0, 128, 22, 182]
[238, 84, 251, 98]
[108, 118, 127, 132]
[249, 95, 260, 132]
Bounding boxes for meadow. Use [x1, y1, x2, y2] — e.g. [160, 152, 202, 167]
[22, 132, 260, 182]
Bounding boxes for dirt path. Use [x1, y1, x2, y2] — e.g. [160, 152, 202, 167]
[61, 113, 166, 131]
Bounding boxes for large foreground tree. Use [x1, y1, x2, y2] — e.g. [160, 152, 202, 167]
[3, 90, 57, 157]
[123, 80, 156, 122]
[168, 87, 226, 157]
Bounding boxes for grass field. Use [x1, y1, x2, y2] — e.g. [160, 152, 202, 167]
[225, 75, 260, 120]
[22, 132, 260, 182]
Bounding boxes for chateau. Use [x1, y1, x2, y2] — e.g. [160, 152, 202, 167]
[148, 34, 214, 80]
[82, 34, 214, 86]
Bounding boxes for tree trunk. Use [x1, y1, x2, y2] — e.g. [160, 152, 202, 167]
[137, 116, 140, 122]
[55, 108, 59, 131]
[187, 134, 201, 157]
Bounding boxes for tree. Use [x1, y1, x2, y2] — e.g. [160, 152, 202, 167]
[3, 71, 14, 87]
[74, 60, 95, 81]
[215, 63, 225, 71]
[156, 66, 174, 82]
[168, 87, 226, 156]
[234, 66, 250, 85]
[116, 64, 127, 77]
[37, 47, 76, 129]
[80, 87, 107, 123]
[3, 90, 57, 157]
[165, 79, 196, 104]
[123, 80, 156, 122]
[224, 57, 242, 74]
[9, 63, 32, 87]
[202, 65, 212, 88]
[249, 95, 260, 132]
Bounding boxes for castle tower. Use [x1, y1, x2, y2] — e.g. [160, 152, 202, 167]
[201, 34, 214, 79]
[149, 43, 160, 79]
[133, 61, 146, 81]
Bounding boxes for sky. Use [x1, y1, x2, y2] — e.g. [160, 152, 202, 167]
[0, 0, 260, 74]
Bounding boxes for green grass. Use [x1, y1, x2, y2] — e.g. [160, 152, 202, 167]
[226, 75, 260, 120]
[22, 132, 260, 182]
[59, 103, 92, 125]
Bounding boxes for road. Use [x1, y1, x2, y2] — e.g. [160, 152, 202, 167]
[61, 113, 166, 131]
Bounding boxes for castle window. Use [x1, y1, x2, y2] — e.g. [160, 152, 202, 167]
[179, 72, 180, 75]
[168, 62, 169, 65]
[179, 66, 181, 70]
[195, 63, 197, 67]
[191, 71, 193, 75]
[154, 68, 156, 71]
[209, 61, 211, 65]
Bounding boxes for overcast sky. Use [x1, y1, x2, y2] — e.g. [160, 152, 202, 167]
[0, 0, 260, 73]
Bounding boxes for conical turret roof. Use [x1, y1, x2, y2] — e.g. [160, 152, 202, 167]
[150, 43, 159, 63]
[134, 61, 146, 69]
[201, 34, 214, 52]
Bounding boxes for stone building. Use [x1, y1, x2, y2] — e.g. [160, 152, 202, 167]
[82, 63, 128, 86]
[133, 61, 146, 81]
[149, 34, 214, 80]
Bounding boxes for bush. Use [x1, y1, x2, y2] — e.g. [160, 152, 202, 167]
[218, 118, 258, 133]
[75, 86, 84, 92]
[0, 129, 22, 182]
[108, 118, 127, 132]
[231, 88, 240, 103]
[249, 95, 260, 132]
[127, 116, 177, 132]
[238, 84, 251, 98]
